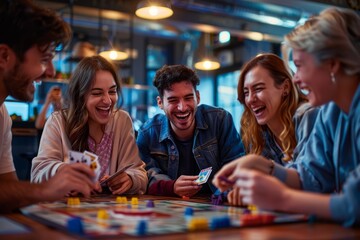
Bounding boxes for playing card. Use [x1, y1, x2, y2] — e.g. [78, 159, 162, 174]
[83, 150, 99, 163]
[194, 167, 213, 185]
[83, 151, 100, 182]
[68, 150, 91, 165]
[100, 164, 134, 187]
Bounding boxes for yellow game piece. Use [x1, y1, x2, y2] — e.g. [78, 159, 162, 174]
[131, 197, 139, 205]
[67, 197, 73, 206]
[67, 197, 80, 207]
[116, 196, 128, 204]
[248, 204, 257, 211]
[116, 196, 122, 203]
[97, 209, 109, 220]
[187, 217, 208, 231]
[73, 197, 80, 205]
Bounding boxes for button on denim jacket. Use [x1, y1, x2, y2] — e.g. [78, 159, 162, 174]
[137, 104, 245, 193]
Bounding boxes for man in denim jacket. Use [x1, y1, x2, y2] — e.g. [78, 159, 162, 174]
[137, 65, 245, 197]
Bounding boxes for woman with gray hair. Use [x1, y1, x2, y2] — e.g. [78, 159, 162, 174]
[213, 7, 360, 227]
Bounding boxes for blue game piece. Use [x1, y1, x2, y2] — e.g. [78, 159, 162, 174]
[184, 207, 194, 216]
[209, 216, 231, 230]
[136, 220, 147, 235]
[67, 217, 84, 235]
[146, 200, 155, 208]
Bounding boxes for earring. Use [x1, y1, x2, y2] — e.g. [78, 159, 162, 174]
[331, 72, 336, 84]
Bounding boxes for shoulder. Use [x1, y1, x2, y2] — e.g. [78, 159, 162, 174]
[0, 104, 11, 124]
[139, 113, 166, 131]
[197, 104, 230, 118]
[113, 109, 131, 121]
[294, 102, 320, 124]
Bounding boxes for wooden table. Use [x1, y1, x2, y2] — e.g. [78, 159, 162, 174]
[2, 195, 360, 240]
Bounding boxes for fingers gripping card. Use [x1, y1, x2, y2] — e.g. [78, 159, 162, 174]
[194, 167, 213, 185]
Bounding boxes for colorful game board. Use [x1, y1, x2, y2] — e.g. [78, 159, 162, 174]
[21, 197, 307, 238]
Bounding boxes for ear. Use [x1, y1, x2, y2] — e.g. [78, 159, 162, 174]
[282, 79, 290, 96]
[196, 90, 200, 105]
[0, 44, 11, 69]
[156, 96, 163, 109]
[329, 58, 340, 74]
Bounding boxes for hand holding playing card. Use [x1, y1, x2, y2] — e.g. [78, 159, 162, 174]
[105, 171, 133, 195]
[67, 150, 101, 183]
[174, 175, 201, 197]
[194, 167, 213, 185]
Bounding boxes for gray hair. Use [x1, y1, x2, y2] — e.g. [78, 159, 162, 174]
[284, 7, 360, 76]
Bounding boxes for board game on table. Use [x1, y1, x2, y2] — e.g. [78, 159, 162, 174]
[21, 195, 307, 238]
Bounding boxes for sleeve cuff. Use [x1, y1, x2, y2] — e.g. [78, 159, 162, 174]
[330, 194, 356, 227]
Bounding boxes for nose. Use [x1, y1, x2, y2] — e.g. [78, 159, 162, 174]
[102, 93, 112, 104]
[177, 100, 186, 111]
[44, 61, 56, 78]
[293, 72, 301, 85]
[246, 90, 257, 104]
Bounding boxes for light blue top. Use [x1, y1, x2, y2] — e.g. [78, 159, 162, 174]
[274, 84, 360, 227]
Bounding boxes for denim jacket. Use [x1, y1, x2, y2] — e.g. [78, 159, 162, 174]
[137, 104, 245, 194]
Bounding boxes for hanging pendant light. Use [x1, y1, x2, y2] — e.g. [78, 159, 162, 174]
[135, 0, 173, 20]
[194, 33, 220, 71]
[99, 18, 129, 61]
[99, 49, 129, 61]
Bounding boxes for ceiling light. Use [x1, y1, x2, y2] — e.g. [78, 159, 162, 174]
[194, 33, 220, 71]
[99, 49, 129, 61]
[194, 57, 220, 71]
[135, 0, 173, 20]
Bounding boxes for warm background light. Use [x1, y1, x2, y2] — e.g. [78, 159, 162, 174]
[135, 1, 173, 20]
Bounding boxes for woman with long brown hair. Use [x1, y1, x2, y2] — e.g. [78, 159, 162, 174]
[31, 55, 147, 195]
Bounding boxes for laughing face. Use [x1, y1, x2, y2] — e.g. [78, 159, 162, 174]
[3, 45, 55, 102]
[243, 65, 288, 131]
[292, 49, 335, 106]
[157, 81, 200, 140]
[85, 70, 118, 127]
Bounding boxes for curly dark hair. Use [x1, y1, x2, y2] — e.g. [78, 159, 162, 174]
[153, 65, 200, 98]
[0, 0, 71, 61]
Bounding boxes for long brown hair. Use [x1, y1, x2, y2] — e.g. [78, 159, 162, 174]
[238, 53, 307, 161]
[62, 55, 122, 151]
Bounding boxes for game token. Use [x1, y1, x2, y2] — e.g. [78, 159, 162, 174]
[184, 207, 194, 216]
[136, 220, 147, 236]
[116, 196, 127, 204]
[182, 196, 190, 200]
[67, 217, 84, 235]
[131, 197, 139, 205]
[210, 216, 231, 230]
[187, 217, 208, 231]
[97, 209, 109, 220]
[145, 200, 155, 208]
[67, 197, 80, 206]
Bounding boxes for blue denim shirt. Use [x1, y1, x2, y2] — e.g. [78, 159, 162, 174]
[273, 85, 360, 227]
[137, 104, 245, 193]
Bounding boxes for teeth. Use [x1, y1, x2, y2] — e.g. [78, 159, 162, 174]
[301, 88, 310, 95]
[176, 113, 189, 118]
[97, 107, 110, 111]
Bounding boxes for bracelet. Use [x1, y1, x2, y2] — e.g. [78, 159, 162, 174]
[269, 160, 275, 175]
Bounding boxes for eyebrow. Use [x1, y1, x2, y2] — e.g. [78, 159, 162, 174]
[91, 85, 117, 91]
[244, 82, 265, 89]
[166, 93, 194, 100]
